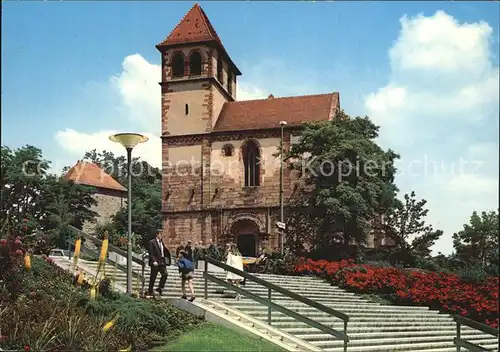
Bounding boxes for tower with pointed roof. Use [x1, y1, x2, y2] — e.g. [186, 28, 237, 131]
[156, 3, 241, 137]
[157, 4, 389, 254]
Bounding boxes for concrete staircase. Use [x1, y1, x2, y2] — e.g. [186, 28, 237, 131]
[56, 258, 499, 352]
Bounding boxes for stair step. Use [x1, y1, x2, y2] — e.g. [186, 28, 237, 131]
[297, 330, 493, 341]
[311, 335, 499, 348]
[269, 321, 458, 329]
[226, 305, 433, 314]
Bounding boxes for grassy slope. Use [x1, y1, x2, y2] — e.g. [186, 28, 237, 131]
[155, 323, 286, 352]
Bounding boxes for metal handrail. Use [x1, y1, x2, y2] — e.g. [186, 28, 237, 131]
[453, 315, 499, 352]
[203, 257, 349, 351]
[204, 257, 349, 321]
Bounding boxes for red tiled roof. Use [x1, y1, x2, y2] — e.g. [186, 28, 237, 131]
[156, 3, 241, 75]
[213, 93, 339, 132]
[64, 161, 127, 192]
[157, 3, 223, 47]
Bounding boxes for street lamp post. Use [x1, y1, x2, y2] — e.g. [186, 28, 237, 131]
[109, 133, 148, 294]
[279, 120, 287, 255]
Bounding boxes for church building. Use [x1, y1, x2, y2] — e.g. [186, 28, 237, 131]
[158, 4, 341, 256]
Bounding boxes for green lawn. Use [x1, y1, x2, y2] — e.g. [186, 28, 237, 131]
[155, 323, 286, 351]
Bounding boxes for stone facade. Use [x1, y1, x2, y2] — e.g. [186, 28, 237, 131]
[161, 131, 297, 256]
[82, 187, 125, 234]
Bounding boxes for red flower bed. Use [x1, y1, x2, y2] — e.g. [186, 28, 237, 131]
[295, 258, 499, 328]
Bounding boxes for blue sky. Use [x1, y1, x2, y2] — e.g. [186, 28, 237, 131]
[3, 1, 499, 254]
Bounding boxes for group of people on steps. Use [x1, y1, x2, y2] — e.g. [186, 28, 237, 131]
[146, 229, 249, 301]
[174, 239, 222, 269]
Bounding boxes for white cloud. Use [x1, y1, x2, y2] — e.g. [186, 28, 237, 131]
[110, 54, 161, 134]
[237, 83, 267, 101]
[54, 128, 162, 168]
[390, 11, 493, 73]
[365, 11, 499, 254]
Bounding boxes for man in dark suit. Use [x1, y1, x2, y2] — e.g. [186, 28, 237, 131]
[147, 229, 171, 296]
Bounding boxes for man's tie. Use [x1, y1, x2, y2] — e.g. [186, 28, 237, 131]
[158, 240, 164, 258]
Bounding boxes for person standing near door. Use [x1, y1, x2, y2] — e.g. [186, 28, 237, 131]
[147, 229, 171, 297]
[226, 243, 244, 299]
[193, 242, 201, 269]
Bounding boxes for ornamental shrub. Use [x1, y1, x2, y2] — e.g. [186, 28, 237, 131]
[295, 258, 499, 328]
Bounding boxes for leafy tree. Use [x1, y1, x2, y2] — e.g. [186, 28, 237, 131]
[286, 111, 400, 249]
[1, 145, 98, 244]
[39, 175, 99, 247]
[1, 145, 50, 232]
[77, 149, 162, 247]
[383, 191, 443, 258]
[453, 210, 499, 273]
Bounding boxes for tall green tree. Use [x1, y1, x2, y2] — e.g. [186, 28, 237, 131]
[453, 210, 499, 272]
[39, 175, 99, 247]
[76, 149, 162, 246]
[1, 145, 50, 232]
[286, 111, 400, 249]
[1, 145, 98, 243]
[383, 191, 443, 258]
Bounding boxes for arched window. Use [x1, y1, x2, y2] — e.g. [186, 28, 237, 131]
[189, 51, 202, 76]
[243, 140, 260, 187]
[171, 52, 184, 78]
[185, 104, 189, 115]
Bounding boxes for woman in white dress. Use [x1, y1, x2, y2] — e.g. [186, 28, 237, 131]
[226, 243, 244, 299]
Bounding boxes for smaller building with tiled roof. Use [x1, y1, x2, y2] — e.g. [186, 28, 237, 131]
[64, 161, 127, 192]
[156, 4, 349, 255]
[64, 161, 126, 234]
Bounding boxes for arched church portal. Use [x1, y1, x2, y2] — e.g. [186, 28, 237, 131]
[230, 219, 259, 257]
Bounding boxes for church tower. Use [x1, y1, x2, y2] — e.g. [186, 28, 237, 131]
[157, 3, 342, 254]
[157, 4, 241, 247]
[156, 3, 241, 137]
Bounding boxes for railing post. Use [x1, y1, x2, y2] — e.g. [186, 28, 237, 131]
[343, 320, 348, 352]
[68, 233, 72, 260]
[268, 288, 272, 325]
[141, 253, 146, 297]
[204, 259, 208, 300]
[456, 321, 461, 352]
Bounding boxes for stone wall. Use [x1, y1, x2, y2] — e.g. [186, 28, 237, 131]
[160, 129, 296, 252]
[82, 187, 125, 235]
[161, 208, 282, 253]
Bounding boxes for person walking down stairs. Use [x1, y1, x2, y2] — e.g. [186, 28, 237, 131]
[226, 243, 244, 300]
[177, 250, 196, 302]
[147, 229, 171, 297]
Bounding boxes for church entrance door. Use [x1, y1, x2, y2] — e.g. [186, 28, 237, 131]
[237, 234, 256, 257]
[230, 219, 259, 257]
